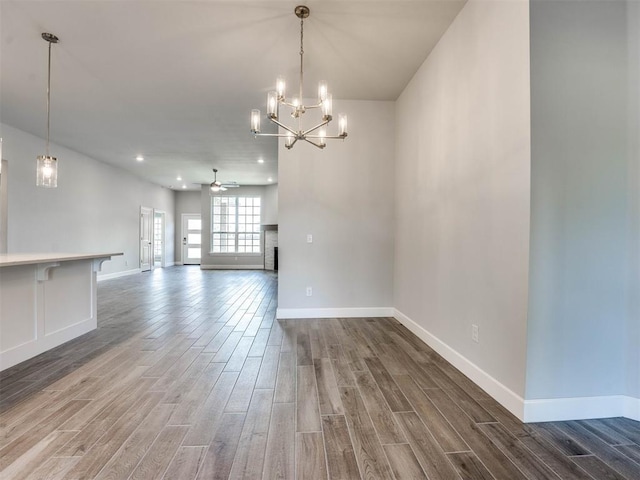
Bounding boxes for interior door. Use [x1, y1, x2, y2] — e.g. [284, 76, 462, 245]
[182, 214, 202, 265]
[140, 206, 153, 272]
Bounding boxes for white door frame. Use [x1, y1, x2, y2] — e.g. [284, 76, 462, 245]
[0, 159, 8, 254]
[181, 213, 202, 265]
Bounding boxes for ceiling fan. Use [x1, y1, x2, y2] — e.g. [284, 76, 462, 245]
[210, 168, 239, 192]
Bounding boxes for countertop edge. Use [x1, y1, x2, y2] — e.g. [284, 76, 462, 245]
[0, 252, 124, 268]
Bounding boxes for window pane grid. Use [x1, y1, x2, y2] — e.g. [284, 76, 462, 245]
[154, 217, 162, 257]
[211, 196, 261, 253]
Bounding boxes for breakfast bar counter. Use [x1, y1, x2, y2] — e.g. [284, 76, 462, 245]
[0, 252, 122, 371]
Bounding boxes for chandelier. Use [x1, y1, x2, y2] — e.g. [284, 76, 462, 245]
[250, 5, 348, 149]
[37, 33, 60, 188]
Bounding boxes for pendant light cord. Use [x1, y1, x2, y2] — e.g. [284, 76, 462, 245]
[46, 38, 52, 156]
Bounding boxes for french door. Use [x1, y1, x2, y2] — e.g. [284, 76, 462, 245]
[153, 210, 165, 268]
[182, 214, 202, 265]
[140, 206, 153, 272]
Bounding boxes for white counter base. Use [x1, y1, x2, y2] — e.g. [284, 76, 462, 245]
[0, 253, 120, 371]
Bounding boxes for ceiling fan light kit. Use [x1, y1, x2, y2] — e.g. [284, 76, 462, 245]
[36, 32, 60, 188]
[250, 5, 348, 150]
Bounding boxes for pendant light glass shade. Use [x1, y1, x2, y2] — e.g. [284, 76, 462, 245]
[338, 113, 348, 136]
[251, 109, 261, 134]
[276, 76, 286, 98]
[321, 93, 332, 120]
[318, 80, 328, 102]
[36, 155, 58, 188]
[267, 91, 278, 119]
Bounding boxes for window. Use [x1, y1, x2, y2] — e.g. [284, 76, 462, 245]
[211, 196, 261, 253]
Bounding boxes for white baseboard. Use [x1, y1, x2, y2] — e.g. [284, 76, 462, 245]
[524, 395, 640, 423]
[201, 265, 264, 270]
[625, 396, 640, 421]
[163, 261, 175, 267]
[393, 308, 640, 423]
[175, 261, 184, 266]
[97, 268, 140, 281]
[1, 317, 96, 372]
[393, 308, 526, 421]
[277, 307, 394, 319]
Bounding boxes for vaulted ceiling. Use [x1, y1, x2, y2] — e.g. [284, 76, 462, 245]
[1, 0, 465, 190]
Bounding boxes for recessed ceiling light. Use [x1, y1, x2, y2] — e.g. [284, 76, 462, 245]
[267, 177, 273, 182]
[258, 158, 264, 164]
[135, 155, 144, 162]
[176, 176, 182, 181]
[182, 184, 187, 189]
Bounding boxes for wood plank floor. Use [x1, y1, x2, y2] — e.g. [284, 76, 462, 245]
[1, 267, 639, 479]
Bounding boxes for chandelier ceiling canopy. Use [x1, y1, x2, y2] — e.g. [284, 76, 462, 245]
[250, 5, 348, 150]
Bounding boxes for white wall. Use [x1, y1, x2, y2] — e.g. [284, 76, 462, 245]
[0, 123, 175, 276]
[526, 0, 636, 412]
[174, 190, 201, 265]
[278, 100, 395, 317]
[627, 0, 640, 405]
[394, 0, 531, 410]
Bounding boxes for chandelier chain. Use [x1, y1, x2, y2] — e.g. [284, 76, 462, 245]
[299, 15, 304, 109]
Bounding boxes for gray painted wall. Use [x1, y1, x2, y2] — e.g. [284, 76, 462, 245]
[278, 100, 395, 311]
[174, 191, 201, 265]
[394, 0, 531, 397]
[0, 123, 175, 276]
[263, 183, 278, 225]
[527, 0, 637, 400]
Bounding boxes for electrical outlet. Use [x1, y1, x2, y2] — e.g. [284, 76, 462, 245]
[472, 324, 479, 343]
[306, 287, 312, 297]
[307, 234, 313, 243]
[124, 260, 128, 267]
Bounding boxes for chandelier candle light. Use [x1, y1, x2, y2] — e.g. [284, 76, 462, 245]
[36, 32, 60, 188]
[250, 5, 348, 149]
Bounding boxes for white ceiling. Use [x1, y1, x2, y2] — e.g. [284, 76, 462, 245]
[0, 0, 465, 190]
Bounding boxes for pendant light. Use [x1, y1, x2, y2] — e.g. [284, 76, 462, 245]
[36, 33, 60, 188]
